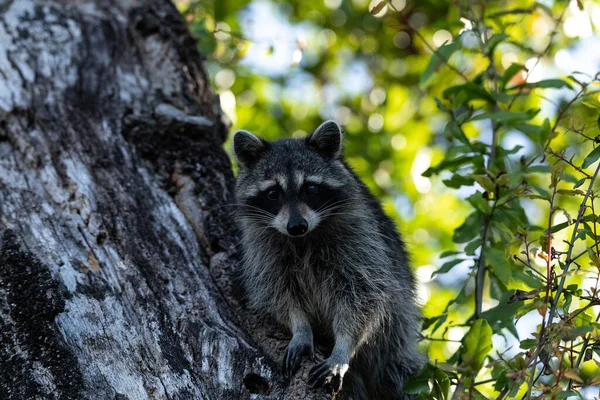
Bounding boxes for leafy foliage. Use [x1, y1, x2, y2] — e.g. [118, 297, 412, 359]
[180, 0, 600, 397]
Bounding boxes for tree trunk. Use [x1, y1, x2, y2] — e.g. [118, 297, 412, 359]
[0, 1, 326, 398]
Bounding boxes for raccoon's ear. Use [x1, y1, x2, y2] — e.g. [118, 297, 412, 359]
[306, 120, 343, 159]
[233, 130, 269, 169]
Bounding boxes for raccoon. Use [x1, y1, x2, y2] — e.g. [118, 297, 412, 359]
[232, 120, 425, 399]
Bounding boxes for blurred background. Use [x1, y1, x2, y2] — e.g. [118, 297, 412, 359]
[177, 0, 600, 396]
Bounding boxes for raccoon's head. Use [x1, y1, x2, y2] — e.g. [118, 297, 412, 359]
[233, 120, 355, 238]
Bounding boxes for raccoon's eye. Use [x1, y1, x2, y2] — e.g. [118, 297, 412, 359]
[306, 184, 319, 195]
[267, 189, 279, 200]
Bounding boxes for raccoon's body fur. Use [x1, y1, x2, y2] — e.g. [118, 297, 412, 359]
[233, 121, 425, 399]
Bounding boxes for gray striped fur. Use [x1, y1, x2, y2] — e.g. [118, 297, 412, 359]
[233, 121, 425, 399]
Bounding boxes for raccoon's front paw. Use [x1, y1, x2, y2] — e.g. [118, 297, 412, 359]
[307, 358, 349, 394]
[283, 340, 313, 378]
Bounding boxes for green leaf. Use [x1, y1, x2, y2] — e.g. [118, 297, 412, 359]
[566, 325, 593, 340]
[443, 174, 475, 189]
[431, 369, 451, 400]
[403, 367, 432, 394]
[499, 145, 524, 156]
[480, 289, 519, 337]
[582, 146, 600, 168]
[434, 259, 465, 275]
[443, 82, 494, 102]
[563, 291, 573, 313]
[432, 313, 448, 334]
[557, 189, 585, 196]
[574, 178, 586, 189]
[424, 155, 482, 177]
[526, 165, 552, 174]
[512, 270, 544, 289]
[420, 42, 460, 86]
[444, 120, 470, 144]
[497, 174, 510, 187]
[462, 319, 493, 373]
[485, 33, 509, 55]
[439, 250, 461, 258]
[588, 248, 600, 271]
[467, 192, 492, 214]
[501, 63, 524, 88]
[404, 364, 450, 398]
[465, 239, 482, 256]
[556, 392, 584, 400]
[519, 339, 537, 349]
[484, 248, 512, 284]
[507, 79, 572, 90]
[453, 212, 482, 243]
[471, 175, 495, 193]
[471, 111, 531, 122]
[545, 220, 571, 235]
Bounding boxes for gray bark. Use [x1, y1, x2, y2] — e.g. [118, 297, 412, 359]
[0, 0, 327, 398]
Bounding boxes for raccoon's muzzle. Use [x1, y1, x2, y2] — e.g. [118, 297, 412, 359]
[287, 217, 308, 236]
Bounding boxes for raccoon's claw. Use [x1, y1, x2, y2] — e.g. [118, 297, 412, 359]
[307, 359, 348, 393]
[283, 342, 313, 378]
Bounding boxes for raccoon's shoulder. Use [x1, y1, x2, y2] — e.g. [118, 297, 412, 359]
[341, 160, 409, 258]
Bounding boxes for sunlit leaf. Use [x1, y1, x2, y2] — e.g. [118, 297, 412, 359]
[562, 369, 584, 383]
[574, 178, 586, 189]
[453, 212, 482, 243]
[443, 82, 494, 102]
[582, 146, 600, 168]
[507, 79, 572, 90]
[485, 248, 512, 284]
[588, 248, 600, 271]
[501, 63, 524, 88]
[519, 339, 537, 349]
[465, 239, 482, 255]
[566, 325, 593, 340]
[420, 42, 460, 86]
[462, 319, 492, 373]
[485, 33, 509, 55]
[434, 258, 465, 275]
[471, 111, 531, 122]
[440, 250, 461, 258]
[471, 175, 495, 193]
[467, 192, 492, 214]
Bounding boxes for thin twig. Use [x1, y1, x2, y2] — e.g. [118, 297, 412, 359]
[549, 162, 600, 322]
[547, 150, 592, 178]
[525, 179, 557, 399]
[527, 161, 600, 395]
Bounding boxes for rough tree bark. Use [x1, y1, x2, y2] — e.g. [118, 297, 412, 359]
[0, 1, 328, 398]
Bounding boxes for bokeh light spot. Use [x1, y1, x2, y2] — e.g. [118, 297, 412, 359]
[324, 0, 342, 9]
[369, 0, 387, 17]
[390, 0, 406, 11]
[388, 59, 408, 77]
[391, 134, 407, 150]
[433, 29, 452, 47]
[369, 87, 386, 106]
[393, 31, 411, 49]
[214, 22, 231, 40]
[215, 69, 236, 89]
[368, 113, 384, 132]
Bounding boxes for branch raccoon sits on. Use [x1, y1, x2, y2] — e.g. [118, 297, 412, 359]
[232, 121, 425, 399]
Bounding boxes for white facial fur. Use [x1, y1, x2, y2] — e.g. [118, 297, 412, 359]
[299, 203, 321, 232]
[270, 203, 321, 237]
[272, 205, 290, 235]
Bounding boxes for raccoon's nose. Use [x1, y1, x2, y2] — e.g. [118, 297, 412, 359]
[287, 218, 308, 237]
